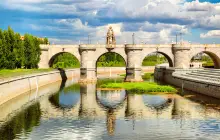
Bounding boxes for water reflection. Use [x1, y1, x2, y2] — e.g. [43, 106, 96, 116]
[0, 102, 41, 140]
[96, 90, 127, 109]
[1, 79, 220, 139]
[49, 84, 80, 109]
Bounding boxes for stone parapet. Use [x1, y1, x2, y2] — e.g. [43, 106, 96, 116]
[79, 45, 96, 51]
[125, 44, 144, 50]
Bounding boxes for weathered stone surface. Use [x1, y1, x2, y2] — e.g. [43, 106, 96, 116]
[39, 43, 220, 82]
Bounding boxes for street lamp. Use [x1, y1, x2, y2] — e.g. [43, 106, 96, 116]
[132, 33, 135, 45]
[175, 32, 183, 44]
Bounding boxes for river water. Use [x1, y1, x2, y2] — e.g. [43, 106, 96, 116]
[1, 78, 220, 140]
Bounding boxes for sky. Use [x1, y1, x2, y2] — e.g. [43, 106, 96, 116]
[0, 0, 220, 44]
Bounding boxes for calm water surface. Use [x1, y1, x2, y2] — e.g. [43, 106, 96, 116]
[1, 78, 220, 140]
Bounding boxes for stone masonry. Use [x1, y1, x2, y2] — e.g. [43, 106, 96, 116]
[39, 43, 220, 82]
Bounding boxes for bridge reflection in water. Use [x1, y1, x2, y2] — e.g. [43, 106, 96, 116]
[47, 83, 174, 135]
[1, 81, 220, 139]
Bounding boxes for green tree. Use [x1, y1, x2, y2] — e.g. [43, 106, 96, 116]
[7, 26, 16, 69]
[0, 27, 42, 69]
[32, 36, 41, 68]
[0, 29, 5, 69]
[14, 33, 25, 68]
[3, 30, 11, 68]
[24, 34, 34, 69]
[24, 34, 41, 69]
[43, 37, 49, 44]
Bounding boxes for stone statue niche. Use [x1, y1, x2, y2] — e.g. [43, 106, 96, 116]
[106, 26, 116, 48]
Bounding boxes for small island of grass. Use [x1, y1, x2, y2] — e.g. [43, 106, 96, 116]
[100, 82, 177, 93]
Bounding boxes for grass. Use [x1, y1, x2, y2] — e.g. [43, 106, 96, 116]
[142, 61, 164, 66]
[120, 73, 154, 80]
[100, 82, 177, 93]
[97, 61, 125, 67]
[0, 69, 54, 79]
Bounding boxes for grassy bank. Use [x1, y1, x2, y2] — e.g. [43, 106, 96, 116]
[0, 69, 54, 79]
[100, 82, 177, 93]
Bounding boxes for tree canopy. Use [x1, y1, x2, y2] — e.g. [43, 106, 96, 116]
[0, 26, 49, 69]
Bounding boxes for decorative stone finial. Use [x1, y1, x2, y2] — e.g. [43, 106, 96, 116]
[106, 26, 116, 48]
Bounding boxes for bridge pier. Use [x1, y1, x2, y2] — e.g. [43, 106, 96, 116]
[173, 44, 191, 68]
[125, 45, 143, 82]
[79, 46, 97, 83]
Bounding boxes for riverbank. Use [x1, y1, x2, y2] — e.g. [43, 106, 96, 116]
[0, 69, 54, 81]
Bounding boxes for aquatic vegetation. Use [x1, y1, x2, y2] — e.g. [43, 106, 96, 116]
[100, 82, 177, 93]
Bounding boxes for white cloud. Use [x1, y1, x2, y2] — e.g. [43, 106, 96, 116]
[2, 0, 220, 43]
[200, 30, 220, 38]
[184, 0, 213, 12]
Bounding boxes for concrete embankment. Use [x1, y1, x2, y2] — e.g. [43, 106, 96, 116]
[0, 79, 77, 124]
[155, 67, 220, 98]
[0, 69, 80, 105]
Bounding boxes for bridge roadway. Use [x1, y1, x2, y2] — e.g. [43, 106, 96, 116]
[39, 44, 220, 82]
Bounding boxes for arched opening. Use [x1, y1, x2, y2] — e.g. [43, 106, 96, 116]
[142, 52, 173, 80]
[142, 52, 173, 67]
[49, 52, 80, 68]
[96, 52, 126, 78]
[190, 51, 220, 69]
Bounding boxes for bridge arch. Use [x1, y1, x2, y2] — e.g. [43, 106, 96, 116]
[190, 51, 220, 69]
[141, 51, 174, 67]
[48, 52, 80, 68]
[95, 51, 127, 66]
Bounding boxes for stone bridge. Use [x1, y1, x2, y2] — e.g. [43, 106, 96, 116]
[39, 44, 220, 82]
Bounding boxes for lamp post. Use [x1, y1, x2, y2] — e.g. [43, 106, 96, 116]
[175, 32, 183, 44]
[132, 33, 135, 45]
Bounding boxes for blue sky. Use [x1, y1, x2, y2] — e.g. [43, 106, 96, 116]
[0, 0, 220, 44]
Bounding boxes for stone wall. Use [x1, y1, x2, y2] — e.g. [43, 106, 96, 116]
[155, 67, 220, 98]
